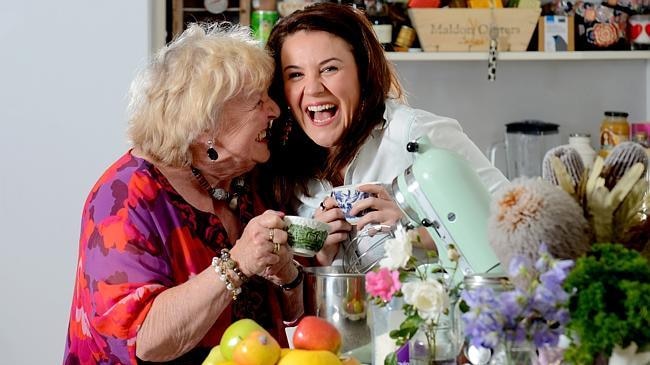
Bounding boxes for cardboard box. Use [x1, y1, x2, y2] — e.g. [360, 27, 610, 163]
[408, 8, 541, 52]
[538, 15, 574, 51]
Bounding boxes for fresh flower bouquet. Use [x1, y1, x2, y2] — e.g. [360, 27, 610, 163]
[365, 228, 462, 365]
[461, 244, 573, 365]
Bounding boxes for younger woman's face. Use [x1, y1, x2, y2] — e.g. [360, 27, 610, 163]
[280, 30, 360, 148]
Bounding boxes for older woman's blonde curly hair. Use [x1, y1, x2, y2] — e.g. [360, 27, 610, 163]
[127, 23, 274, 167]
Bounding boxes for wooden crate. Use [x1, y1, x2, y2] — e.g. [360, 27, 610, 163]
[408, 8, 541, 52]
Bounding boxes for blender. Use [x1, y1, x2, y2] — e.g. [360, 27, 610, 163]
[489, 120, 560, 179]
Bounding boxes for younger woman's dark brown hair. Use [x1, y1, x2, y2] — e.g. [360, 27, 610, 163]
[260, 2, 404, 211]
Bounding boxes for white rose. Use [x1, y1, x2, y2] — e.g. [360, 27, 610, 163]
[379, 237, 412, 270]
[401, 279, 449, 320]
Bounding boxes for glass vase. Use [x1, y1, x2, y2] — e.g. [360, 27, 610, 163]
[370, 297, 406, 365]
[409, 319, 460, 365]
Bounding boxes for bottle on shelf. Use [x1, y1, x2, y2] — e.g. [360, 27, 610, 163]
[365, 0, 394, 51]
[568, 133, 597, 169]
[387, 0, 419, 51]
[599, 111, 630, 158]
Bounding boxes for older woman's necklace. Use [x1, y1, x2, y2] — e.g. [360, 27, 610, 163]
[190, 166, 245, 210]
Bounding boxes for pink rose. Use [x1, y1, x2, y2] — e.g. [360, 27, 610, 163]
[365, 267, 401, 302]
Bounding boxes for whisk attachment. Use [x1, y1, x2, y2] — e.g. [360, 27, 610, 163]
[343, 224, 395, 274]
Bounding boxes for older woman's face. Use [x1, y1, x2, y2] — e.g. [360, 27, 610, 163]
[210, 90, 280, 169]
[280, 30, 360, 148]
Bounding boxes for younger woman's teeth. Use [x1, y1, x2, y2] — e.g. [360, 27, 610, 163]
[307, 104, 335, 112]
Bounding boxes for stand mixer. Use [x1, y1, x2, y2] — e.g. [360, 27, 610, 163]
[390, 136, 502, 277]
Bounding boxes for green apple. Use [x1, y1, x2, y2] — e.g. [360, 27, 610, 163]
[220, 318, 264, 360]
[202, 345, 226, 365]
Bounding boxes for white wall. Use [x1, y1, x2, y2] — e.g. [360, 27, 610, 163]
[0, 1, 152, 363]
[394, 60, 648, 157]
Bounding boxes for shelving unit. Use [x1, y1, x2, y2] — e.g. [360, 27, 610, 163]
[152, 1, 649, 142]
[387, 51, 650, 61]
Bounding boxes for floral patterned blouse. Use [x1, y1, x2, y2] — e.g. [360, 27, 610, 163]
[63, 152, 286, 365]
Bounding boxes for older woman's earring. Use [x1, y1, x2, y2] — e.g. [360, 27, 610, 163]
[279, 108, 293, 146]
[279, 120, 292, 146]
[207, 140, 218, 161]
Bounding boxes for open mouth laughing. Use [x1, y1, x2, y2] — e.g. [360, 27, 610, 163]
[306, 103, 338, 125]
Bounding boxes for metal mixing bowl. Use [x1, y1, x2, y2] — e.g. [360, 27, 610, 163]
[303, 266, 370, 353]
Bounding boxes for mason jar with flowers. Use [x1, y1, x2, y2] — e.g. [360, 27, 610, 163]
[365, 228, 463, 365]
[460, 244, 573, 365]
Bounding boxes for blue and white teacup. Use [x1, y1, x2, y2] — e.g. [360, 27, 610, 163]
[330, 183, 377, 224]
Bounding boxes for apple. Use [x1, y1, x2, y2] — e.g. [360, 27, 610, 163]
[232, 330, 281, 365]
[220, 318, 264, 360]
[202, 345, 226, 365]
[293, 316, 342, 354]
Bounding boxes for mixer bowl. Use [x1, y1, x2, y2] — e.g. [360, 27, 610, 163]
[303, 266, 370, 353]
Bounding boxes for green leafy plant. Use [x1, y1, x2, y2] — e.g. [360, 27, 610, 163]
[563, 243, 650, 364]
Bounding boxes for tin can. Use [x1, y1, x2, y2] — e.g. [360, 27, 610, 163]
[251, 10, 279, 45]
[394, 25, 416, 51]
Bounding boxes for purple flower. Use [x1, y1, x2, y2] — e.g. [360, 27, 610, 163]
[461, 247, 573, 351]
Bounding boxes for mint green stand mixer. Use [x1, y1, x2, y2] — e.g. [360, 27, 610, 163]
[391, 137, 502, 276]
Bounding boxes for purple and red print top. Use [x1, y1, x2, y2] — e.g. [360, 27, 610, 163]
[63, 151, 285, 365]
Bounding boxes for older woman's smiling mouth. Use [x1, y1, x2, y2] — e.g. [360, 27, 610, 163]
[306, 104, 338, 125]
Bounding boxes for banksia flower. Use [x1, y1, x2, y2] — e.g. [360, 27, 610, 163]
[488, 177, 592, 269]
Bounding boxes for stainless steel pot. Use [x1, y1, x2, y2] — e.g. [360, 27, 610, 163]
[303, 266, 370, 353]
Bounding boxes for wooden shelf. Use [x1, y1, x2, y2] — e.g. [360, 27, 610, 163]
[387, 51, 650, 62]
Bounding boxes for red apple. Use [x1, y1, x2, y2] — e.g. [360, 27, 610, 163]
[292, 316, 342, 354]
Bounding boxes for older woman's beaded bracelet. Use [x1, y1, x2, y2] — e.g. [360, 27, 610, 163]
[211, 249, 248, 300]
[218, 249, 249, 283]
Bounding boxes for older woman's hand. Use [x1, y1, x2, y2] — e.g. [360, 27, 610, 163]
[351, 183, 403, 231]
[230, 210, 289, 277]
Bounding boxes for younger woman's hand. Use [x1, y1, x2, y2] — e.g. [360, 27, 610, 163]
[313, 196, 352, 265]
[351, 183, 403, 231]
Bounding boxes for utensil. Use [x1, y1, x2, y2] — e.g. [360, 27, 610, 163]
[343, 224, 395, 274]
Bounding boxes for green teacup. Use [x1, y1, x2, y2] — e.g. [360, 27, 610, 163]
[284, 216, 330, 257]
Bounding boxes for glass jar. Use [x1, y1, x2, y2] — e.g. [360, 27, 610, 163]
[457, 273, 513, 365]
[409, 319, 460, 365]
[488, 341, 537, 365]
[569, 133, 597, 169]
[599, 111, 629, 158]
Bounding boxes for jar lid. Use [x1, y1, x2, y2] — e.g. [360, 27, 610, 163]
[506, 120, 559, 135]
[604, 111, 629, 118]
[569, 133, 591, 138]
[463, 273, 513, 290]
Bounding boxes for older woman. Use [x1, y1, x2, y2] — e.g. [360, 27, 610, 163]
[63, 23, 302, 364]
[262, 3, 508, 266]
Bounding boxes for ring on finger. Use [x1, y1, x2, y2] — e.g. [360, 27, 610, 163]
[273, 241, 280, 254]
[269, 228, 275, 243]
